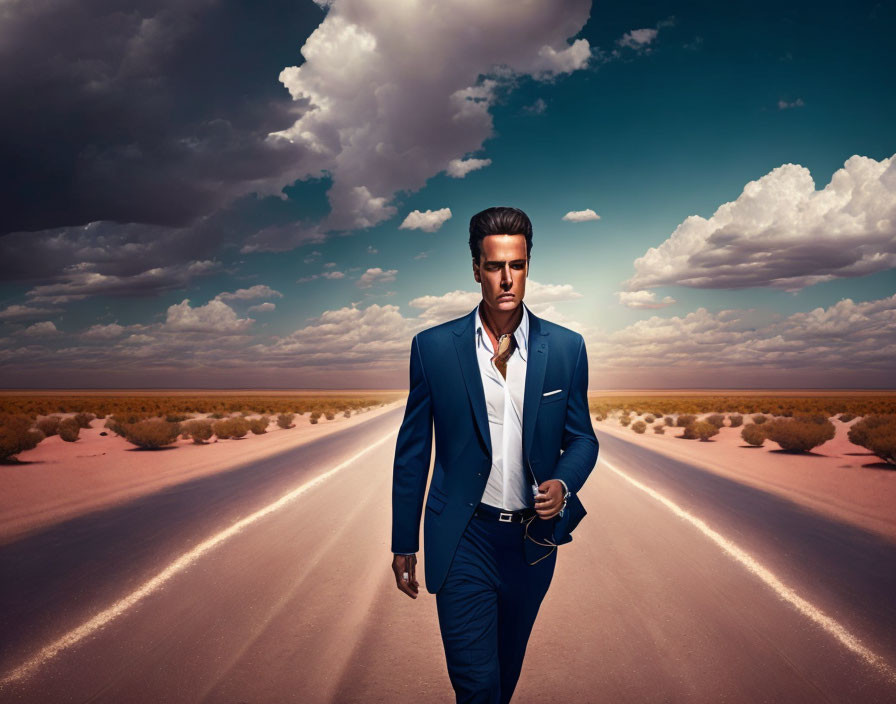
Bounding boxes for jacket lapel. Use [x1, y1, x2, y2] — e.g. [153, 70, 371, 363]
[522, 311, 548, 462]
[452, 308, 491, 457]
[451, 302, 549, 463]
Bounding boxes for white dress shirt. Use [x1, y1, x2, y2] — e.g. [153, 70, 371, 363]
[475, 300, 533, 511]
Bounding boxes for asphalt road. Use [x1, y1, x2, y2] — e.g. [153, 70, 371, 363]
[1, 406, 894, 703]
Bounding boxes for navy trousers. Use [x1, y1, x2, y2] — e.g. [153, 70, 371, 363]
[435, 506, 557, 704]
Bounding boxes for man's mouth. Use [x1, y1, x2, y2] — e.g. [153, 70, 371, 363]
[498, 294, 514, 299]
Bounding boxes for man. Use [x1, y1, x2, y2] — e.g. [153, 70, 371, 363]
[390, 206, 599, 703]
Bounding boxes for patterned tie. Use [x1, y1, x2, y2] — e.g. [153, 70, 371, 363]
[493, 332, 517, 380]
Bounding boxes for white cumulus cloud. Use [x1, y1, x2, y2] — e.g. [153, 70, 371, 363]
[585, 294, 896, 379]
[562, 208, 601, 222]
[616, 290, 676, 309]
[82, 323, 127, 340]
[357, 267, 397, 288]
[20, 321, 60, 337]
[267, 0, 592, 233]
[617, 28, 658, 49]
[164, 299, 254, 334]
[400, 208, 453, 232]
[216, 285, 283, 301]
[446, 158, 493, 178]
[625, 153, 896, 292]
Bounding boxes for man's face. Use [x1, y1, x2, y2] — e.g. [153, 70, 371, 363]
[473, 233, 529, 315]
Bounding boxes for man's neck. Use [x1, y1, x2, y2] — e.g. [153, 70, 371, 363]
[479, 300, 523, 347]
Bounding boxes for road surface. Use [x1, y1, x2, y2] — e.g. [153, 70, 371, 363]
[1, 406, 894, 702]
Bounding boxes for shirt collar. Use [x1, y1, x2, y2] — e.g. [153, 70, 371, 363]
[475, 300, 529, 362]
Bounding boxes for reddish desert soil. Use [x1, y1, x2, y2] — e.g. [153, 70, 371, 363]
[0, 401, 403, 544]
[595, 415, 896, 542]
[0, 389, 407, 397]
[587, 389, 896, 397]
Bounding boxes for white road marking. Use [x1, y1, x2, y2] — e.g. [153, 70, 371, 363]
[0, 430, 399, 688]
[602, 457, 896, 686]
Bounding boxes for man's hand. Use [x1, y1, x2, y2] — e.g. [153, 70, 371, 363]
[392, 553, 419, 598]
[534, 479, 565, 520]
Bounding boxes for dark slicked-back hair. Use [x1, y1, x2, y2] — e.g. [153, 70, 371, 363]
[468, 206, 533, 262]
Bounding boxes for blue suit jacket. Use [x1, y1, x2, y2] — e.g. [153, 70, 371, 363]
[391, 303, 599, 594]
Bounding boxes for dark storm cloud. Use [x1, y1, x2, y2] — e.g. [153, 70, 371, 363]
[0, 0, 323, 235]
[0, 211, 242, 285]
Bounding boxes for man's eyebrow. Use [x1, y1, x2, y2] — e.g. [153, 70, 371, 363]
[483, 258, 527, 265]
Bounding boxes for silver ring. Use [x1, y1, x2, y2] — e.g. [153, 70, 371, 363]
[402, 571, 409, 581]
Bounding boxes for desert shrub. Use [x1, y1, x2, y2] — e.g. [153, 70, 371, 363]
[165, 413, 191, 423]
[682, 421, 719, 441]
[619, 415, 631, 427]
[181, 419, 213, 444]
[104, 416, 124, 436]
[729, 414, 743, 428]
[343, 410, 351, 418]
[705, 414, 726, 428]
[763, 417, 835, 452]
[838, 413, 856, 423]
[632, 420, 647, 434]
[123, 419, 180, 449]
[104, 413, 152, 437]
[594, 413, 605, 422]
[676, 414, 696, 427]
[36, 415, 61, 437]
[741, 424, 766, 446]
[73, 412, 96, 429]
[653, 425, 665, 434]
[849, 415, 896, 465]
[0, 414, 45, 460]
[664, 416, 675, 427]
[796, 414, 830, 425]
[863, 429, 896, 465]
[249, 416, 270, 435]
[848, 415, 889, 448]
[58, 417, 81, 442]
[850, 415, 896, 444]
[752, 414, 767, 425]
[325, 411, 335, 420]
[212, 417, 249, 439]
[209, 412, 225, 419]
[644, 415, 655, 424]
[277, 413, 295, 429]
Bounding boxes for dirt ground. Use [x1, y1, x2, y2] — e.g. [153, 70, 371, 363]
[594, 414, 896, 542]
[0, 401, 403, 544]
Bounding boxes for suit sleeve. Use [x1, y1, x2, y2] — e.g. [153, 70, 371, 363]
[391, 334, 434, 554]
[551, 334, 599, 495]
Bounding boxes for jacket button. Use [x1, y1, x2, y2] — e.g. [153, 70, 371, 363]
[468, 502, 473, 506]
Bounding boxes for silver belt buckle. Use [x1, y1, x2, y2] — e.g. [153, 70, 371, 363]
[499, 511, 513, 522]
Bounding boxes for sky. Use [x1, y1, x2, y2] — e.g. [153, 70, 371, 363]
[0, 0, 893, 389]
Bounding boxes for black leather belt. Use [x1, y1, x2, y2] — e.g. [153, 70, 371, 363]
[473, 502, 536, 523]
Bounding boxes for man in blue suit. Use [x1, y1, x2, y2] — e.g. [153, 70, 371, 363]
[391, 206, 599, 703]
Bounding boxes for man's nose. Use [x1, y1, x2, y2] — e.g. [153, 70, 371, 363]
[502, 265, 513, 285]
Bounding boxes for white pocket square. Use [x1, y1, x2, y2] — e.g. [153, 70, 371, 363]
[542, 389, 562, 397]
